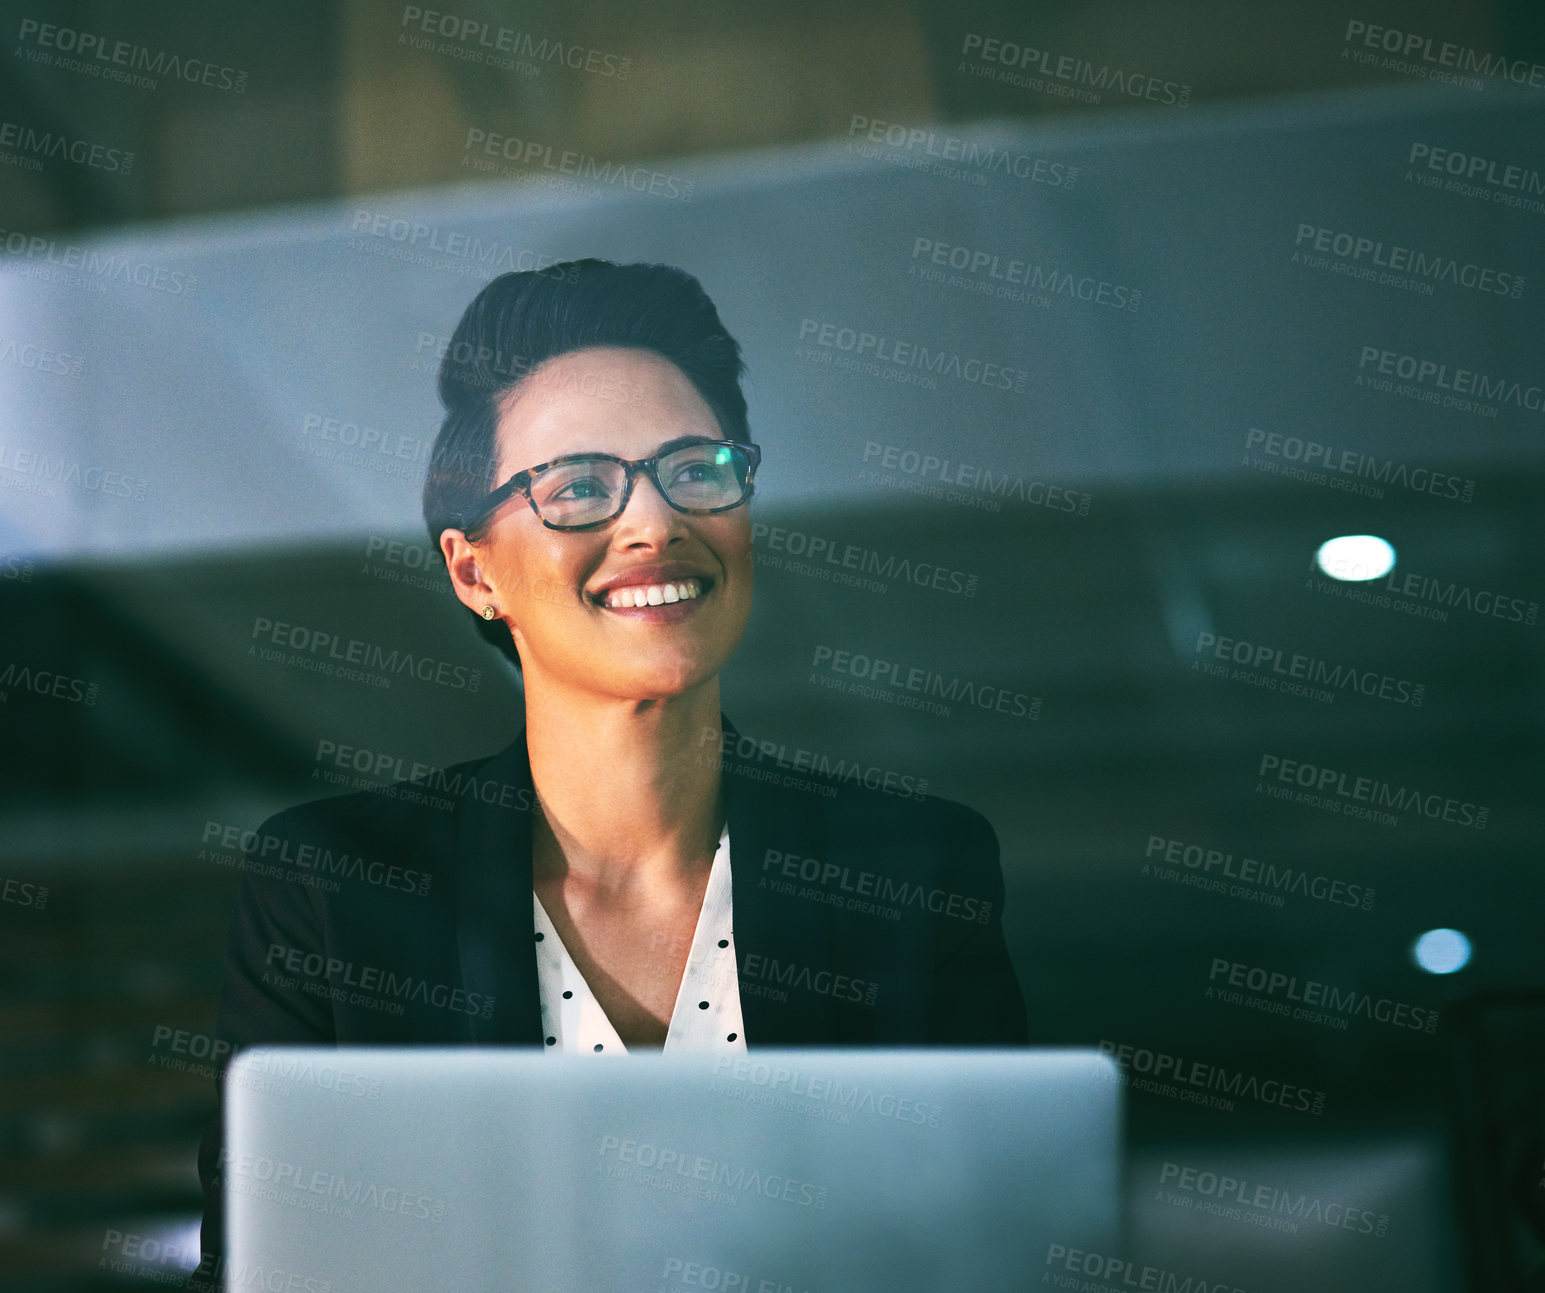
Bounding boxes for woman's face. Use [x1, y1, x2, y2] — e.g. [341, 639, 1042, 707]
[452, 346, 754, 702]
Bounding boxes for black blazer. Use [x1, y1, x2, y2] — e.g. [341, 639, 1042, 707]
[192, 719, 1027, 1281]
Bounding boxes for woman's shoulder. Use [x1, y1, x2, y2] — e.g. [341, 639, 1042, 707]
[217, 743, 530, 909]
[252, 740, 532, 847]
[721, 734, 1002, 898]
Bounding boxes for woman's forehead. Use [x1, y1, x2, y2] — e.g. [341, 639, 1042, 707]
[493, 347, 718, 471]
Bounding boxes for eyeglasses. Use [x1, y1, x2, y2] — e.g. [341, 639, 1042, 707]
[463, 437, 761, 534]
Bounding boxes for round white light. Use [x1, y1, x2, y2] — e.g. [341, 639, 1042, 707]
[1412, 928, 1471, 975]
[1316, 535, 1396, 582]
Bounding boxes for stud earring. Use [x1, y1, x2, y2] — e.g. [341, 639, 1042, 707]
[480, 605, 497, 620]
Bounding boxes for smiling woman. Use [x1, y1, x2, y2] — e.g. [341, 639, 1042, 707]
[438, 349, 758, 701]
[193, 259, 1028, 1285]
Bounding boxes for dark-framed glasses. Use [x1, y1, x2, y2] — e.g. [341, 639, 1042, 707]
[463, 437, 761, 535]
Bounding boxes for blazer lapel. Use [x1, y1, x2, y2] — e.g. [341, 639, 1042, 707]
[452, 732, 545, 1046]
[721, 717, 851, 1045]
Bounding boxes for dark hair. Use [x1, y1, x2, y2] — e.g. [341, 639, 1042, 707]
[421, 259, 750, 670]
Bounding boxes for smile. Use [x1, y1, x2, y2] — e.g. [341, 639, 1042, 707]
[600, 577, 705, 609]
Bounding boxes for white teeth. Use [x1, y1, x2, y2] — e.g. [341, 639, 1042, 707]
[603, 578, 703, 608]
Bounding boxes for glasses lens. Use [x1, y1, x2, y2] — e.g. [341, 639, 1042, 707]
[528, 458, 627, 526]
[657, 442, 751, 510]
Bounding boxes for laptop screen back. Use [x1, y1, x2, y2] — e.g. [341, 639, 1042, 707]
[224, 1046, 1121, 1291]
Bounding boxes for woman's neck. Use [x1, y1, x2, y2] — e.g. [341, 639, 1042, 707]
[523, 679, 726, 897]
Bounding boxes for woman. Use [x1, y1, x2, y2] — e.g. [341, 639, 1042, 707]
[193, 259, 1026, 1282]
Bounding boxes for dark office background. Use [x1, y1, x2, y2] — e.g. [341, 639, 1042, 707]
[1, 2, 1542, 1289]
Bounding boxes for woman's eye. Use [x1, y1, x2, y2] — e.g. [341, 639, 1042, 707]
[553, 475, 609, 500]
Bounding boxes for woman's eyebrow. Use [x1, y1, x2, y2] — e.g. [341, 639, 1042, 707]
[654, 434, 721, 452]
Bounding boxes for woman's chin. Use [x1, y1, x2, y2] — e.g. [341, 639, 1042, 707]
[606, 654, 724, 702]
[625, 673, 714, 703]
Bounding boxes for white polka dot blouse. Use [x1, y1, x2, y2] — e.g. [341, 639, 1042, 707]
[532, 826, 747, 1055]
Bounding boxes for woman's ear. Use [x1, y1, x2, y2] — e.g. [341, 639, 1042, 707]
[439, 528, 495, 614]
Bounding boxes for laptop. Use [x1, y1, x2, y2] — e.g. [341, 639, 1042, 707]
[223, 1047, 1122, 1291]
